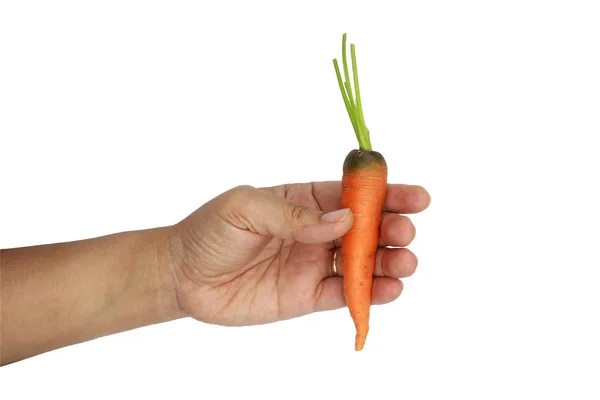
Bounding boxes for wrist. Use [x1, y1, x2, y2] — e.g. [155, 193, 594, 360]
[107, 226, 186, 331]
[142, 225, 187, 323]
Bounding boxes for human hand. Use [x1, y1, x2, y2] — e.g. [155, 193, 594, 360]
[168, 182, 430, 326]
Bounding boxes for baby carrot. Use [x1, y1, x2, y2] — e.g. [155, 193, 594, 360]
[333, 33, 388, 351]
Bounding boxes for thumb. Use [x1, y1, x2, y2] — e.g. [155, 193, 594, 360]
[223, 185, 354, 244]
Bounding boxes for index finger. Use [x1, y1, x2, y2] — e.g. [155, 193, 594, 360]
[312, 181, 431, 214]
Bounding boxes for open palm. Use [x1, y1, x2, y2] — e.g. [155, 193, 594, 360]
[170, 182, 430, 326]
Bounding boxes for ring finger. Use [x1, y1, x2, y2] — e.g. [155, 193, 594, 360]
[379, 213, 416, 247]
[331, 247, 418, 279]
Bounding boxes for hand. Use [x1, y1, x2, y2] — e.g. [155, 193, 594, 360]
[168, 182, 431, 326]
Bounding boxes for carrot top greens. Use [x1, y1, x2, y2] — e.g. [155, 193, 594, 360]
[333, 33, 371, 151]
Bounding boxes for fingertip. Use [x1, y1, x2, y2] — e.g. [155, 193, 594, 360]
[378, 248, 418, 278]
[398, 248, 418, 277]
[325, 208, 355, 237]
[384, 184, 431, 214]
[297, 210, 354, 244]
[380, 214, 416, 247]
[321, 208, 352, 223]
[340, 208, 354, 230]
[415, 185, 431, 210]
[371, 278, 403, 305]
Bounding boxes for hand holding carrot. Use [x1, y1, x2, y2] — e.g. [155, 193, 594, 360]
[0, 33, 427, 364]
[1, 180, 429, 364]
[170, 182, 430, 329]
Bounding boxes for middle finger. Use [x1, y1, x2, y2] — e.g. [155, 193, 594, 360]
[333, 212, 416, 248]
[333, 247, 418, 279]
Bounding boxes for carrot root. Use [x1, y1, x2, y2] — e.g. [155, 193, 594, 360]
[341, 149, 387, 351]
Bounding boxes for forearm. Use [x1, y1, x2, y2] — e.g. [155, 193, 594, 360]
[0, 226, 184, 365]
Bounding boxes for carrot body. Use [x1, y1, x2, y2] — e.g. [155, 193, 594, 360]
[341, 149, 387, 351]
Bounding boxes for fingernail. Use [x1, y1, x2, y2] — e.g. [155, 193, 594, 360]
[321, 208, 351, 223]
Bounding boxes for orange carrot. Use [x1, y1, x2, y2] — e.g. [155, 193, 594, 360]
[333, 34, 388, 351]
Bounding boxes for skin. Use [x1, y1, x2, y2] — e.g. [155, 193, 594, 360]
[0, 181, 430, 365]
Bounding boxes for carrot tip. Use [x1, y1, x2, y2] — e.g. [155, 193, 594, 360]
[355, 334, 367, 351]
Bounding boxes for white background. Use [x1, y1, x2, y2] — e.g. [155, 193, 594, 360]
[1, 1, 599, 398]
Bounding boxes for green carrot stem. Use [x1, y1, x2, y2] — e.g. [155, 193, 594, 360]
[333, 59, 359, 136]
[333, 33, 372, 151]
[342, 34, 355, 108]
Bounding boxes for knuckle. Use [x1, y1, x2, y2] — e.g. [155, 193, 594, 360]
[285, 202, 312, 222]
[224, 185, 255, 205]
[230, 184, 255, 195]
[218, 185, 256, 224]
